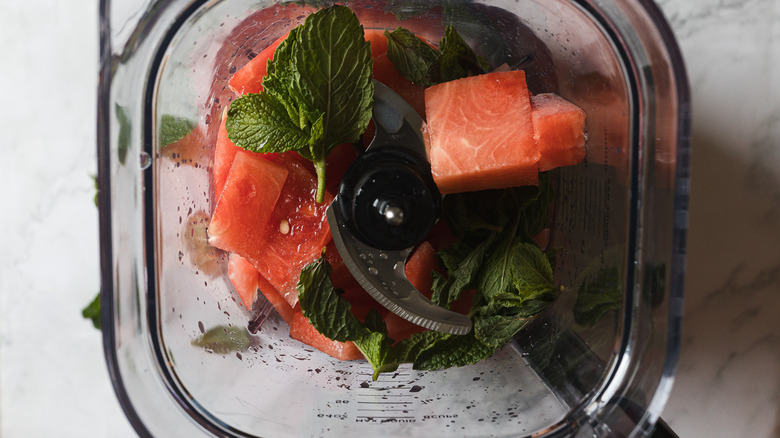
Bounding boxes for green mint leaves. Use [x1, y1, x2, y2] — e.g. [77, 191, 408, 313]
[573, 265, 621, 327]
[384, 27, 439, 87]
[298, 256, 369, 342]
[385, 25, 489, 87]
[226, 5, 374, 203]
[430, 25, 491, 83]
[227, 92, 313, 154]
[298, 180, 557, 379]
[191, 325, 259, 354]
[159, 114, 196, 148]
[81, 292, 101, 329]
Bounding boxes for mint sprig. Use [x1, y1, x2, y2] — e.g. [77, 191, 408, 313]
[298, 178, 557, 379]
[385, 25, 489, 87]
[226, 5, 374, 203]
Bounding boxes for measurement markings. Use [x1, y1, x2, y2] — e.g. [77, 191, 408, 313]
[358, 400, 412, 405]
[357, 409, 410, 413]
[356, 416, 416, 420]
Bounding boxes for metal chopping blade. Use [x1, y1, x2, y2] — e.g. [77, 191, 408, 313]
[326, 80, 472, 335]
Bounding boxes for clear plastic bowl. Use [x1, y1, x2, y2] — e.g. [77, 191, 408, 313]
[97, 0, 690, 436]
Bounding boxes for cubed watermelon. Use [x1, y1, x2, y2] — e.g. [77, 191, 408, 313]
[208, 150, 289, 255]
[239, 152, 334, 307]
[364, 28, 389, 58]
[228, 33, 289, 95]
[531, 93, 586, 171]
[213, 109, 242, 199]
[227, 253, 295, 326]
[423, 71, 540, 194]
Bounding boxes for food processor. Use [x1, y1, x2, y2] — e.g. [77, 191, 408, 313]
[97, 0, 690, 436]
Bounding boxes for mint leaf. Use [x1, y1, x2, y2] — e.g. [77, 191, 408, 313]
[228, 5, 374, 203]
[159, 114, 196, 147]
[227, 92, 312, 154]
[297, 255, 368, 342]
[82, 292, 101, 330]
[355, 331, 398, 380]
[429, 25, 490, 84]
[290, 6, 373, 146]
[573, 265, 621, 327]
[384, 24, 490, 88]
[510, 243, 554, 297]
[432, 235, 494, 307]
[392, 330, 443, 359]
[384, 27, 439, 87]
[116, 104, 130, 164]
[91, 174, 99, 207]
[472, 314, 531, 348]
[192, 325, 258, 354]
[413, 332, 494, 371]
[477, 219, 520, 300]
[263, 26, 304, 126]
[518, 173, 553, 239]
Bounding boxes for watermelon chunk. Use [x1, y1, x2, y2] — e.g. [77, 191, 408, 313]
[227, 254, 295, 326]
[531, 93, 587, 171]
[404, 241, 437, 298]
[289, 307, 364, 361]
[208, 150, 289, 253]
[240, 153, 334, 307]
[364, 28, 389, 58]
[213, 109, 242, 199]
[423, 70, 540, 194]
[228, 33, 288, 95]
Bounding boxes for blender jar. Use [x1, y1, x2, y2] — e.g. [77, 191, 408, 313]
[97, 0, 690, 436]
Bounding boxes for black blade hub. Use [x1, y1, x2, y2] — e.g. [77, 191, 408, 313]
[336, 146, 441, 251]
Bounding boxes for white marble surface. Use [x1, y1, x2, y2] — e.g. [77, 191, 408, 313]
[1, 0, 779, 437]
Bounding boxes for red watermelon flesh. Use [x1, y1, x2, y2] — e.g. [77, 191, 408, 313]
[229, 28, 387, 96]
[531, 93, 587, 171]
[364, 28, 389, 58]
[227, 253, 295, 326]
[423, 70, 540, 194]
[228, 33, 289, 95]
[289, 306, 364, 361]
[208, 150, 289, 254]
[324, 143, 358, 195]
[240, 152, 334, 308]
[162, 124, 209, 168]
[227, 253, 260, 311]
[213, 109, 242, 199]
[404, 241, 437, 298]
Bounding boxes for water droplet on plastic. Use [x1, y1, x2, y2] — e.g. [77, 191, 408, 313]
[379, 252, 388, 260]
[140, 152, 152, 170]
[359, 253, 367, 260]
[368, 267, 378, 276]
